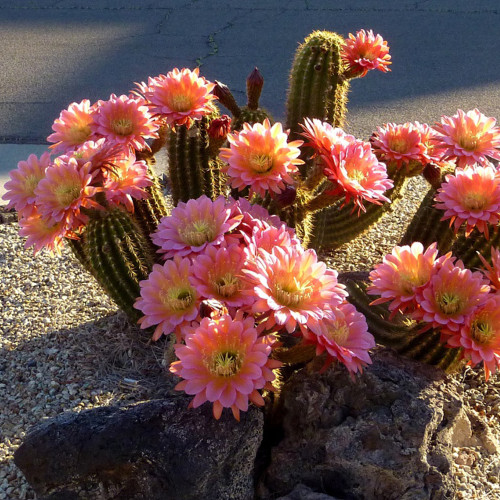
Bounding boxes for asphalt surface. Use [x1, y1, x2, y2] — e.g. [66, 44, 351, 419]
[1, 0, 499, 196]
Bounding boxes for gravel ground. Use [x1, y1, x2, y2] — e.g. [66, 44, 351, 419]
[1, 176, 499, 499]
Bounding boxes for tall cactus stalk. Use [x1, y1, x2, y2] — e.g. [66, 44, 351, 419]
[285, 31, 349, 142]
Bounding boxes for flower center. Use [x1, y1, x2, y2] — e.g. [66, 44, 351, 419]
[398, 270, 426, 294]
[25, 174, 42, 196]
[463, 192, 488, 211]
[169, 94, 193, 112]
[325, 321, 350, 345]
[349, 169, 367, 183]
[458, 134, 480, 152]
[68, 124, 91, 143]
[249, 154, 274, 174]
[179, 220, 216, 247]
[207, 350, 242, 377]
[274, 277, 311, 308]
[212, 273, 240, 298]
[162, 287, 195, 312]
[389, 138, 409, 154]
[111, 118, 134, 136]
[470, 318, 494, 345]
[436, 292, 463, 315]
[54, 183, 82, 207]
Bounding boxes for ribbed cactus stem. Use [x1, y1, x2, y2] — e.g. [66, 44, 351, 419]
[308, 169, 408, 250]
[66, 237, 98, 279]
[302, 189, 343, 214]
[344, 276, 463, 372]
[451, 227, 500, 269]
[399, 187, 457, 252]
[83, 209, 156, 321]
[273, 343, 316, 365]
[230, 107, 273, 132]
[285, 31, 349, 143]
[304, 158, 327, 191]
[132, 176, 170, 251]
[167, 119, 211, 205]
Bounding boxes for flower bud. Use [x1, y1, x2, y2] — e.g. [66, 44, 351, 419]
[422, 162, 442, 189]
[271, 185, 297, 208]
[213, 81, 241, 117]
[246, 67, 264, 110]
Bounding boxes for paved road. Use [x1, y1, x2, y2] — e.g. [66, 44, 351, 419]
[0, 0, 499, 195]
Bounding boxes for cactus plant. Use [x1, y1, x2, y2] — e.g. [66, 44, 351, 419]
[6, 28, 500, 398]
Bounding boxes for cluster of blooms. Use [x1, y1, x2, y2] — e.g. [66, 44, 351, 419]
[301, 118, 394, 213]
[2, 142, 153, 254]
[368, 242, 500, 380]
[133, 195, 375, 419]
[2, 67, 217, 255]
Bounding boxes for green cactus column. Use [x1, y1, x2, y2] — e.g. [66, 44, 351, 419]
[285, 30, 349, 142]
[167, 112, 227, 205]
[76, 208, 156, 321]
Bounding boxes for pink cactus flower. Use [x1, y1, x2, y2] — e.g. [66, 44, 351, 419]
[18, 209, 69, 255]
[170, 312, 281, 420]
[322, 139, 394, 213]
[103, 156, 152, 213]
[341, 29, 391, 78]
[244, 245, 347, 334]
[220, 119, 304, 197]
[301, 118, 356, 156]
[432, 109, 500, 167]
[2, 152, 52, 217]
[371, 122, 427, 168]
[302, 301, 375, 377]
[92, 94, 159, 151]
[368, 242, 449, 315]
[134, 256, 200, 341]
[447, 295, 500, 381]
[34, 157, 102, 226]
[140, 67, 216, 127]
[413, 258, 490, 335]
[151, 195, 243, 260]
[47, 99, 96, 153]
[434, 164, 500, 238]
[190, 244, 255, 309]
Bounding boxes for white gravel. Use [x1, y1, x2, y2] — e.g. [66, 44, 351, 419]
[1, 176, 499, 499]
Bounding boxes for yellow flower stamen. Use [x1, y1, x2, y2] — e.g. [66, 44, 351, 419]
[274, 277, 312, 308]
[162, 287, 194, 312]
[179, 220, 215, 246]
[169, 94, 193, 112]
[470, 317, 494, 345]
[54, 184, 82, 207]
[463, 192, 488, 211]
[207, 350, 242, 377]
[436, 292, 463, 315]
[249, 153, 274, 174]
[111, 118, 134, 136]
[212, 273, 240, 298]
